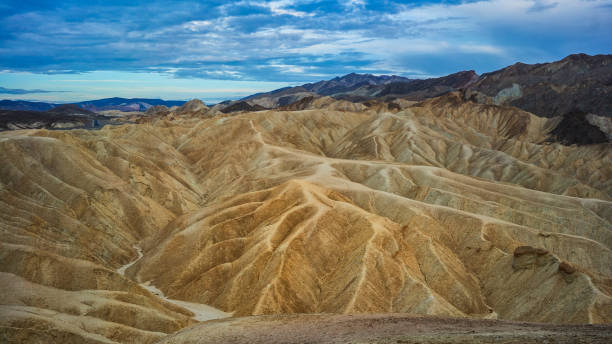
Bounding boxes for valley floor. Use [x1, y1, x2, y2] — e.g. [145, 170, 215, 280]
[160, 313, 612, 344]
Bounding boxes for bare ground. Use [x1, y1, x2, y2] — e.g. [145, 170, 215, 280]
[158, 313, 612, 344]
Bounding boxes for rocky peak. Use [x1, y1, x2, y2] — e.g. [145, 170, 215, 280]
[176, 99, 208, 116]
[145, 105, 170, 116]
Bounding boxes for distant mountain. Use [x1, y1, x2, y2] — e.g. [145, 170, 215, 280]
[245, 73, 410, 100]
[0, 100, 55, 111]
[244, 71, 479, 107]
[76, 97, 186, 112]
[468, 53, 612, 118]
[243, 73, 411, 108]
[0, 98, 187, 112]
[302, 73, 411, 95]
[46, 103, 98, 116]
[0, 105, 113, 131]
[243, 54, 612, 118]
[3, 54, 610, 119]
[336, 70, 478, 102]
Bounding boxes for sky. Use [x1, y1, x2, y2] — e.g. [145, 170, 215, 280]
[1, 0, 611, 103]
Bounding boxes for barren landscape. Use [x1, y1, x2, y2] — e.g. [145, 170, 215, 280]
[1, 71, 612, 342]
[160, 313, 612, 344]
[2, 0, 612, 340]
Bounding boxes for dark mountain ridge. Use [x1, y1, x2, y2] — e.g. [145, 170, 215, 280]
[0, 100, 56, 112]
[302, 73, 412, 95]
[76, 97, 186, 112]
[242, 73, 411, 104]
[46, 104, 97, 115]
[0, 105, 113, 131]
[244, 53, 612, 118]
[335, 70, 478, 102]
[0, 97, 186, 112]
[469, 53, 612, 117]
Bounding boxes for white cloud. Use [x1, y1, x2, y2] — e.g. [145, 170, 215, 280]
[457, 44, 505, 55]
[267, 1, 313, 17]
[183, 20, 212, 31]
[389, 0, 612, 31]
[244, 0, 315, 17]
[343, 0, 366, 11]
[2, 0, 610, 83]
[265, 64, 308, 73]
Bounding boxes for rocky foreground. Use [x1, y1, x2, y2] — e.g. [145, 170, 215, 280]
[0, 93, 611, 343]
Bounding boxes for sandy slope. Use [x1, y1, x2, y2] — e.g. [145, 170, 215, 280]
[117, 245, 231, 322]
[0, 95, 611, 343]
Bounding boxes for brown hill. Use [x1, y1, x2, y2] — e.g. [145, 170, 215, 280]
[0, 94, 610, 343]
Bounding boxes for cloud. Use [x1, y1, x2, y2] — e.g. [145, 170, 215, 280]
[528, 0, 559, 13]
[0, 0, 610, 82]
[0, 86, 67, 94]
[261, 0, 314, 17]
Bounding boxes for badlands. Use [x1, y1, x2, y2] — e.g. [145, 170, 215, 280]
[0, 90, 611, 343]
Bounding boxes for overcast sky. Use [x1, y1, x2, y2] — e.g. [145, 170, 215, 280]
[1, 0, 611, 102]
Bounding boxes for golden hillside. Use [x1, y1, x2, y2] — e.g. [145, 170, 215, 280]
[1, 94, 611, 343]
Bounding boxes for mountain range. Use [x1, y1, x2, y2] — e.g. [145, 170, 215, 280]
[244, 54, 612, 119]
[0, 97, 186, 112]
[2, 53, 610, 120]
[2, 54, 611, 142]
[0, 104, 115, 130]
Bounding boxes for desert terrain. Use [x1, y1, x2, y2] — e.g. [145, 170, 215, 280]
[1, 86, 611, 342]
[161, 313, 612, 344]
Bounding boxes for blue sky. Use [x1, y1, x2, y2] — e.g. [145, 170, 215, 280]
[1, 0, 611, 102]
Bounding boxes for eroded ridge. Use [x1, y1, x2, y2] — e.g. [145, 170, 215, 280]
[1, 95, 611, 343]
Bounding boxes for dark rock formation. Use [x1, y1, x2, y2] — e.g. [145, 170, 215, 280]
[549, 110, 609, 145]
[220, 101, 266, 113]
[376, 70, 478, 100]
[0, 105, 110, 131]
